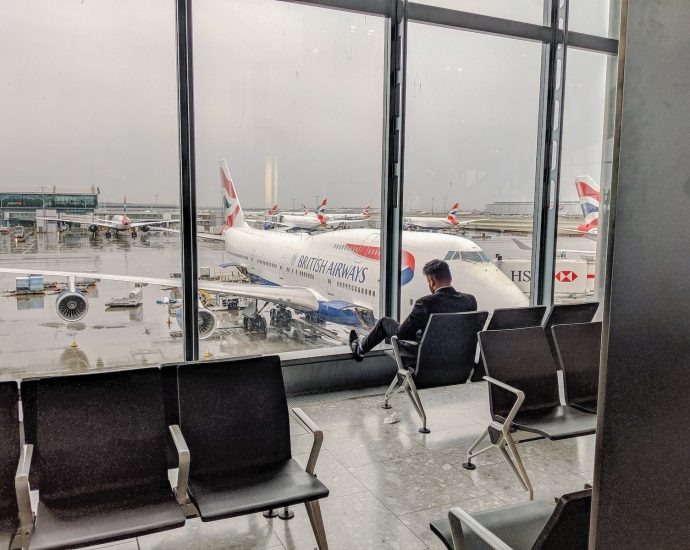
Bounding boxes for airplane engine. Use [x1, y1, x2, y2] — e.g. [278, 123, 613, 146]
[175, 306, 217, 339]
[89, 224, 99, 233]
[140, 225, 150, 232]
[56, 290, 89, 322]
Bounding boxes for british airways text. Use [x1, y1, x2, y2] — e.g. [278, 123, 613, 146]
[296, 255, 368, 283]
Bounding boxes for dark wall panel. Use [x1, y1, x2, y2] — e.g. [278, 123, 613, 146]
[593, 1, 690, 548]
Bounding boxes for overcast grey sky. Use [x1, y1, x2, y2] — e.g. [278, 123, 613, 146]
[0, 0, 614, 210]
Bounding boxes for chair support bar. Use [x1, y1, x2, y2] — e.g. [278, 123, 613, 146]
[448, 506, 514, 550]
[15, 443, 34, 536]
[292, 408, 323, 476]
[169, 424, 190, 505]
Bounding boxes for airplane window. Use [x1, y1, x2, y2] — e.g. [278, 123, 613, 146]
[444, 251, 454, 261]
[452, 251, 461, 260]
[461, 251, 490, 263]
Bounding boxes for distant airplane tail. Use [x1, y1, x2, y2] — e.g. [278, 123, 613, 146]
[447, 202, 460, 225]
[575, 176, 600, 234]
[316, 199, 327, 215]
[266, 204, 278, 215]
[317, 213, 326, 225]
[219, 159, 248, 230]
[361, 204, 371, 217]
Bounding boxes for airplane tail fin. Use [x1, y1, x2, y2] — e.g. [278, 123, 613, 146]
[575, 176, 600, 233]
[266, 204, 278, 215]
[317, 213, 326, 225]
[361, 204, 371, 217]
[219, 159, 248, 230]
[316, 198, 327, 215]
[447, 202, 460, 225]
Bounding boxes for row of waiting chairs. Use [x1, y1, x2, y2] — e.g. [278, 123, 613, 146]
[0, 356, 329, 550]
[382, 302, 599, 433]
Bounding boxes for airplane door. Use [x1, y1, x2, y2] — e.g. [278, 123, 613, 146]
[327, 278, 334, 296]
[279, 256, 285, 280]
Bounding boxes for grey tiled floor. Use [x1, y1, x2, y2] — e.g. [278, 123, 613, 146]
[89, 382, 595, 549]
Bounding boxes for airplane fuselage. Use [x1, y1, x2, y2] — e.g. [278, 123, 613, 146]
[222, 226, 527, 326]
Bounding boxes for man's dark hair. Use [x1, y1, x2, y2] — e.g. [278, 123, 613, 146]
[422, 259, 452, 282]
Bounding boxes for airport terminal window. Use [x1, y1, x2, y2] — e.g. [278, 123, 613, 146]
[0, 1, 182, 378]
[192, 0, 385, 358]
[555, 48, 613, 304]
[569, 0, 622, 39]
[403, 23, 539, 310]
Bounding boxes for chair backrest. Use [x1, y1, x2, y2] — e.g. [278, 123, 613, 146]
[479, 327, 561, 419]
[175, 355, 291, 478]
[552, 322, 602, 408]
[415, 311, 489, 388]
[0, 381, 19, 518]
[486, 306, 548, 331]
[543, 303, 599, 365]
[29, 369, 169, 502]
[533, 489, 592, 549]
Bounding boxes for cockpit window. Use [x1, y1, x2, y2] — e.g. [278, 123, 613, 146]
[444, 251, 455, 261]
[461, 251, 491, 263]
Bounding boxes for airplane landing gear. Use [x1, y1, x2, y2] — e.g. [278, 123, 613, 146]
[131, 230, 137, 239]
[104, 231, 112, 239]
[243, 314, 267, 333]
[270, 305, 292, 329]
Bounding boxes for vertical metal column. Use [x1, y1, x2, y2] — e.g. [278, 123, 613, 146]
[379, 0, 407, 320]
[529, 0, 569, 305]
[176, 0, 199, 361]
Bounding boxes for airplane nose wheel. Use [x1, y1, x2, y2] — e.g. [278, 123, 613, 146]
[131, 231, 137, 239]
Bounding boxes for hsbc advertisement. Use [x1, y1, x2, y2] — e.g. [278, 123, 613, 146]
[495, 259, 589, 296]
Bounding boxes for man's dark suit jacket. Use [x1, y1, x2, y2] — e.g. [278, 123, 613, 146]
[396, 286, 477, 341]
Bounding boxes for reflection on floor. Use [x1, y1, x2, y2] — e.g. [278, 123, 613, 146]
[86, 382, 595, 550]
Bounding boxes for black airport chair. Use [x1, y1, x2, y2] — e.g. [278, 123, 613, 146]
[170, 356, 330, 549]
[462, 327, 597, 498]
[471, 306, 548, 381]
[542, 302, 599, 363]
[430, 489, 591, 550]
[485, 306, 548, 331]
[0, 382, 20, 550]
[20, 369, 186, 550]
[383, 311, 489, 433]
[552, 322, 602, 414]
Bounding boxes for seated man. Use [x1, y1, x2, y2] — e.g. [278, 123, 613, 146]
[349, 259, 477, 361]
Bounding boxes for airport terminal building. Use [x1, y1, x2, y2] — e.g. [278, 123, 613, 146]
[0, 186, 98, 227]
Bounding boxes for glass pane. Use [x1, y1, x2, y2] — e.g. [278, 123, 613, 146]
[404, 23, 539, 311]
[412, 0, 545, 25]
[193, 0, 385, 359]
[0, 0, 182, 378]
[569, 0, 622, 39]
[556, 49, 614, 303]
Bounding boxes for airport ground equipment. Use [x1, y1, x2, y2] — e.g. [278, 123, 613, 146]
[168, 355, 330, 549]
[0, 382, 20, 550]
[552, 322, 602, 414]
[472, 306, 548, 381]
[542, 302, 599, 363]
[383, 311, 489, 433]
[430, 489, 591, 550]
[20, 369, 186, 550]
[463, 327, 597, 499]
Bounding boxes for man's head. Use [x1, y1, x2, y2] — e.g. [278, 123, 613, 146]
[422, 259, 452, 293]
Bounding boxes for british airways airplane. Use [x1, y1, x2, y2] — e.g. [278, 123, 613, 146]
[575, 176, 600, 236]
[0, 160, 526, 338]
[403, 203, 483, 231]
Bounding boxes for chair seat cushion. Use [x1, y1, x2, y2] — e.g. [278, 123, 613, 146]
[503, 405, 596, 440]
[29, 486, 185, 550]
[431, 499, 556, 550]
[189, 459, 329, 521]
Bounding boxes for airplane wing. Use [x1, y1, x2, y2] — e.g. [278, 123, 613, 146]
[128, 220, 180, 228]
[0, 267, 320, 312]
[559, 228, 598, 240]
[454, 219, 486, 227]
[147, 226, 226, 242]
[511, 238, 597, 256]
[36, 215, 94, 224]
[93, 219, 125, 229]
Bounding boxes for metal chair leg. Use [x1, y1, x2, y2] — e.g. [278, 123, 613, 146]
[462, 428, 490, 470]
[381, 375, 402, 409]
[504, 433, 534, 500]
[305, 500, 329, 550]
[496, 439, 529, 493]
[404, 375, 429, 433]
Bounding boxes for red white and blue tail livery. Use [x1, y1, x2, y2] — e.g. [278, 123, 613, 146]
[575, 176, 600, 235]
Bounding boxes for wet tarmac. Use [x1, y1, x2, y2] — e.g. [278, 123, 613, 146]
[0, 228, 595, 380]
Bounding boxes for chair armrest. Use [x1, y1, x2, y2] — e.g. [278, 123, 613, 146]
[169, 425, 190, 505]
[292, 408, 323, 476]
[449, 507, 514, 550]
[15, 444, 34, 535]
[391, 336, 417, 375]
[483, 376, 525, 434]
